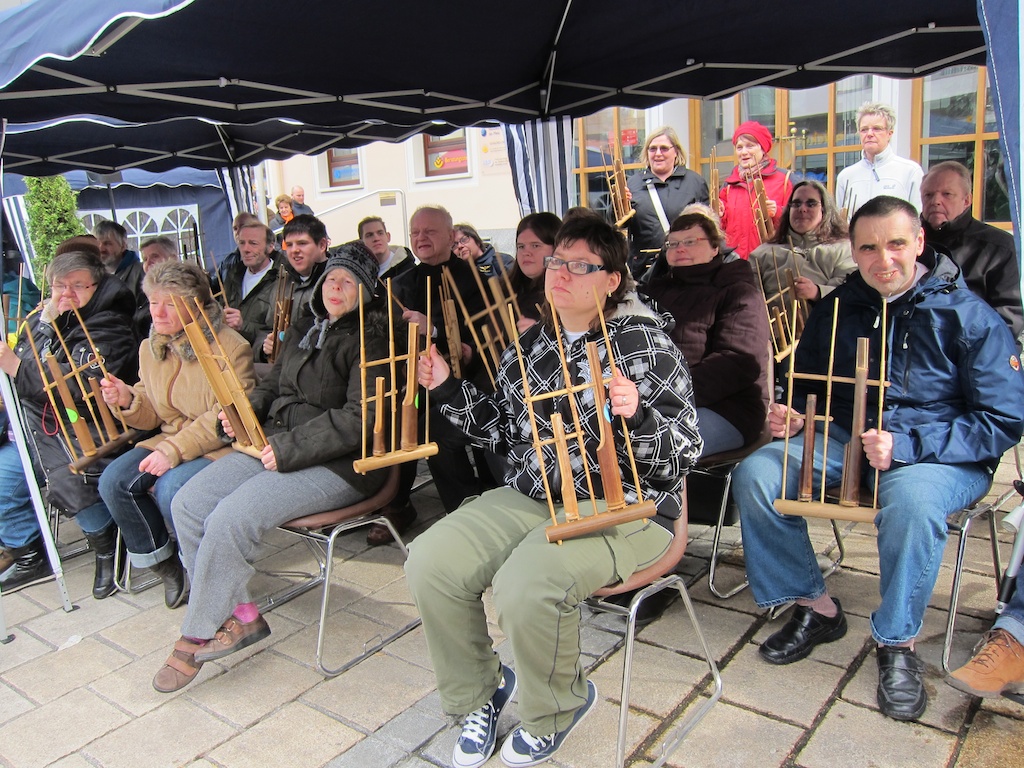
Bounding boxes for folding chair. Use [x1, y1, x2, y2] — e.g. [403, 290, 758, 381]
[260, 464, 421, 677]
[586, 485, 723, 768]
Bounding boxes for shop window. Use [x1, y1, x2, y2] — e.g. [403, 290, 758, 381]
[423, 130, 469, 178]
[326, 148, 361, 188]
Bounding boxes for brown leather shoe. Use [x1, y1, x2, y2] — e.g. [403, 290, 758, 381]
[193, 615, 271, 663]
[366, 501, 417, 546]
[153, 637, 205, 693]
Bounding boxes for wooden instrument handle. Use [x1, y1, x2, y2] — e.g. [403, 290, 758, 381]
[587, 343, 625, 511]
[839, 338, 870, 507]
[69, 429, 140, 473]
[372, 376, 386, 456]
[550, 413, 580, 523]
[799, 394, 817, 501]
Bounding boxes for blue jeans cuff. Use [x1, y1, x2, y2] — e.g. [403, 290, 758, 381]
[127, 538, 176, 569]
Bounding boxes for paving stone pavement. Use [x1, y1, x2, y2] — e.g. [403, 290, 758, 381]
[0, 458, 1022, 767]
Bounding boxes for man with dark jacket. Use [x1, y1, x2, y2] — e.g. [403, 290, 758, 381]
[94, 220, 146, 319]
[259, 215, 328, 362]
[921, 160, 1022, 345]
[731, 196, 1024, 723]
[218, 222, 279, 353]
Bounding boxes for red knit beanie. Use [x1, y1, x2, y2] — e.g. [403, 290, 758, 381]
[732, 121, 773, 153]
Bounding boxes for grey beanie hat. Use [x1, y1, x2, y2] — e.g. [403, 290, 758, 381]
[321, 240, 378, 300]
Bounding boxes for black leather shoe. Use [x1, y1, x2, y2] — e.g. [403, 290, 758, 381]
[759, 599, 847, 665]
[876, 646, 927, 721]
[0, 537, 52, 592]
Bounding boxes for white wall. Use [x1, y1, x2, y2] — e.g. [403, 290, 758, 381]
[265, 128, 520, 251]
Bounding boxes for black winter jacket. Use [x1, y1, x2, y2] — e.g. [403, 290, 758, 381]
[626, 166, 710, 274]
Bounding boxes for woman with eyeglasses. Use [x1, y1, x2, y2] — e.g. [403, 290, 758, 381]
[453, 223, 514, 278]
[718, 121, 795, 259]
[408, 216, 701, 768]
[749, 180, 855, 305]
[0, 245, 139, 597]
[643, 205, 770, 457]
[626, 126, 709, 279]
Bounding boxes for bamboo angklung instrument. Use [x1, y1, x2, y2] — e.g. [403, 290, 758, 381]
[268, 268, 294, 364]
[710, 146, 720, 202]
[440, 266, 507, 387]
[752, 257, 800, 363]
[172, 295, 267, 459]
[510, 294, 655, 544]
[748, 164, 776, 244]
[438, 270, 463, 380]
[605, 143, 636, 229]
[352, 277, 438, 474]
[774, 298, 888, 523]
[24, 305, 139, 473]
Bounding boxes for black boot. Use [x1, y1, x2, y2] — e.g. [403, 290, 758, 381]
[0, 537, 52, 592]
[150, 554, 188, 608]
[84, 526, 119, 600]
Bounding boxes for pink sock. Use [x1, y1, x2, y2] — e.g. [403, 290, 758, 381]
[184, 636, 208, 646]
[796, 593, 837, 618]
[233, 602, 259, 623]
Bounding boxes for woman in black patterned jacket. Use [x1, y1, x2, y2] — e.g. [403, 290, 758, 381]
[406, 216, 701, 768]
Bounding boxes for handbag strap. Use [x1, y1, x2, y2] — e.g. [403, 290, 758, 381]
[644, 178, 671, 236]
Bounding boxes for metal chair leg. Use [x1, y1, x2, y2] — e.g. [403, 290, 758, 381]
[707, 472, 748, 599]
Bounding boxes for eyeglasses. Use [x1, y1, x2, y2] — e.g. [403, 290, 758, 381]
[52, 282, 97, 293]
[454, 235, 472, 246]
[648, 145, 675, 155]
[664, 237, 708, 251]
[789, 199, 821, 209]
[544, 256, 607, 275]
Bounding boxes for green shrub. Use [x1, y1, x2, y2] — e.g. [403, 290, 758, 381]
[23, 176, 86, 282]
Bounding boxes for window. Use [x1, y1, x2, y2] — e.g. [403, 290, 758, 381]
[326, 148, 361, 188]
[422, 130, 468, 178]
[573, 108, 645, 221]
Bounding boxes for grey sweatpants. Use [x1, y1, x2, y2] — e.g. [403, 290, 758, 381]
[404, 486, 671, 735]
[171, 451, 364, 639]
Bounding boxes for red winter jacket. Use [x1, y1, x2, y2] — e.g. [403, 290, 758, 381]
[719, 160, 793, 259]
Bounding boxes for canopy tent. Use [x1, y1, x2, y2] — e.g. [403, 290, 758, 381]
[0, 0, 1017, 236]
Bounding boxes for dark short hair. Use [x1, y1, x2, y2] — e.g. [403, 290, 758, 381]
[238, 222, 274, 246]
[772, 180, 848, 244]
[47, 250, 106, 287]
[669, 210, 726, 251]
[92, 220, 127, 246]
[453, 223, 485, 251]
[548, 217, 632, 325]
[282, 214, 328, 244]
[849, 195, 921, 240]
[357, 216, 386, 238]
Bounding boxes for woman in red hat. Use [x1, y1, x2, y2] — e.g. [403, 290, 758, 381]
[718, 121, 795, 259]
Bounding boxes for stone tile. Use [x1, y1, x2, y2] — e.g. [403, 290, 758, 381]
[207, 702, 360, 767]
[326, 736, 406, 768]
[347, 577, 419, 629]
[978, 692, 1024, 719]
[381, 625, 433, 672]
[801, 701, 957, 767]
[89, 646, 226, 717]
[579, 624, 622, 659]
[687, 568, 764, 616]
[97, 603, 188, 658]
[0, 590, 47, 626]
[0, 688, 131, 768]
[0, 680, 34, 725]
[751, 612, 873, 670]
[84, 698, 237, 768]
[0, 626, 51, 674]
[588, 644, 709, 717]
[717, 643, 847, 726]
[272, 611, 396, 670]
[2, 636, 131, 704]
[267, 577, 371, 627]
[44, 754, 96, 768]
[373, 707, 447, 752]
[188, 651, 322, 727]
[841, 646, 973, 733]
[20, 593, 139, 647]
[549, 697, 658, 768]
[330, 545, 409, 592]
[650, 697, 802, 768]
[303, 652, 437, 731]
[639, 597, 760, 664]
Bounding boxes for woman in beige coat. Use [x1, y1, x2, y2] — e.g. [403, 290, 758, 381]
[98, 261, 256, 607]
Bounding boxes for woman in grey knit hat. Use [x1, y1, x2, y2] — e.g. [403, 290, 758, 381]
[152, 242, 391, 693]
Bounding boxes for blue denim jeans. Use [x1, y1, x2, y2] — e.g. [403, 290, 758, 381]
[0, 442, 39, 548]
[98, 446, 212, 568]
[696, 407, 745, 457]
[733, 426, 991, 645]
[0, 442, 114, 546]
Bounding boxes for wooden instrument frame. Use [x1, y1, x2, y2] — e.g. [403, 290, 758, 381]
[753, 250, 809, 363]
[748, 165, 776, 245]
[775, 299, 888, 524]
[24, 305, 139, 473]
[438, 270, 464, 380]
[604, 144, 636, 229]
[172, 296, 267, 459]
[440, 264, 518, 389]
[268, 267, 294, 364]
[352, 277, 438, 474]
[511, 295, 655, 544]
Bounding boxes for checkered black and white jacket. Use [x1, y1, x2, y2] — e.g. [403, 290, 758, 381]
[430, 296, 702, 520]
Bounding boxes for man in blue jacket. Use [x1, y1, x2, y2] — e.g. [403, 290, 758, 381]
[732, 195, 1024, 722]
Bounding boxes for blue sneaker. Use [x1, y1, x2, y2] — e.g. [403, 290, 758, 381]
[453, 664, 518, 768]
[499, 679, 597, 766]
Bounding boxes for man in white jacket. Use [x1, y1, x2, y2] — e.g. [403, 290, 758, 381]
[836, 102, 923, 215]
